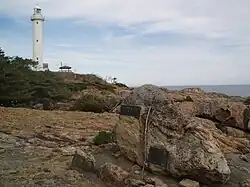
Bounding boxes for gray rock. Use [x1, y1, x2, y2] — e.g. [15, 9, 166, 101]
[209, 154, 250, 187]
[166, 122, 230, 184]
[60, 146, 78, 156]
[123, 84, 170, 107]
[115, 85, 230, 184]
[131, 165, 141, 175]
[154, 178, 169, 187]
[243, 107, 250, 131]
[225, 127, 246, 138]
[144, 184, 155, 187]
[32, 103, 43, 110]
[125, 178, 145, 186]
[115, 116, 144, 166]
[239, 155, 249, 162]
[0, 148, 5, 154]
[144, 176, 169, 187]
[179, 179, 199, 187]
[144, 177, 156, 185]
[240, 179, 250, 187]
[98, 163, 129, 187]
[70, 150, 96, 172]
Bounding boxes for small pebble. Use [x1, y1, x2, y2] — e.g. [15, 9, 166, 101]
[9, 170, 19, 174]
[134, 170, 140, 175]
[145, 184, 154, 187]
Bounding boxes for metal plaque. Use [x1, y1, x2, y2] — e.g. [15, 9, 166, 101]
[120, 105, 141, 119]
[148, 146, 168, 168]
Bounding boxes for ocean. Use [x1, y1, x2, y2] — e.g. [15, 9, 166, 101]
[163, 85, 250, 97]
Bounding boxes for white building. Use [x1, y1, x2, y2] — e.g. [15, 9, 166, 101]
[31, 5, 45, 71]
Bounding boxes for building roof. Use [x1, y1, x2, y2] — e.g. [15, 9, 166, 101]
[59, 65, 72, 70]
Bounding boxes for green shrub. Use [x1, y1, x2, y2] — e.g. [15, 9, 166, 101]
[114, 82, 128, 88]
[93, 131, 115, 145]
[244, 97, 250, 105]
[82, 74, 107, 84]
[71, 93, 118, 113]
[94, 83, 116, 93]
[66, 83, 88, 92]
[71, 94, 105, 113]
[0, 47, 120, 109]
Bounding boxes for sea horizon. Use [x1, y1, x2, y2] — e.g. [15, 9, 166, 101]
[162, 84, 250, 97]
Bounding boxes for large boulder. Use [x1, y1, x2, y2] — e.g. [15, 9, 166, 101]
[123, 84, 170, 106]
[115, 116, 144, 166]
[176, 98, 249, 131]
[165, 120, 230, 183]
[198, 101, 248, 131]
[147, 118, 230, 184]
[115, 85, 231, 184]
[98, 163, 129, 187]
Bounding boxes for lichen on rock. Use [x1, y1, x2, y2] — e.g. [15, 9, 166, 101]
[70, 150, 96, 173]
[115, 84, 231, 184]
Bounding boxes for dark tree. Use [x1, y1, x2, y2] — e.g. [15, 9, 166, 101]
[0, 47, 71, 107]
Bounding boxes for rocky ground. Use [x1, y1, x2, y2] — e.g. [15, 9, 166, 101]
[0, 108, 118, 187]
[0, 85, 250, 187]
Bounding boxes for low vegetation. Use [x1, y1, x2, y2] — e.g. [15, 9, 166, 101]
[114, 82, 129, 88]
[93, 131, 115, 145]
[71, 93, 118, 113]
[0, 47, 124, 111]
[0, 48, 69, 107]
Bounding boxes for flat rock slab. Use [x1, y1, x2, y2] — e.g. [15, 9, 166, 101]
[0, 132, 106, 187]
[179, 179, 199, 187]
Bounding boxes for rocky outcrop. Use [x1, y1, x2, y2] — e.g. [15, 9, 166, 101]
[167, 88, 249, 132]
[176, 100, 249, 131]
[115, 85, 232, 185]
[181, 88, 204, 94]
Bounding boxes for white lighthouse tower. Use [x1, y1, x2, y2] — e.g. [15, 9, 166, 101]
[31, 5, 45, 71]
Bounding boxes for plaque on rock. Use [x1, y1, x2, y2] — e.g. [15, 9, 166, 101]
[148, 146, 168, 168]
[120, 105, 141, 119]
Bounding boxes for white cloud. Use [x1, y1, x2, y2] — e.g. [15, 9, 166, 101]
[40, 41, 250, 86]
[1, 0, 250, 86]
[2, 0, 250, 40]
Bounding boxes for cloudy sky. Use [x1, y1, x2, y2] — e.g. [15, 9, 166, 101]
[0, 0, 250, 86]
